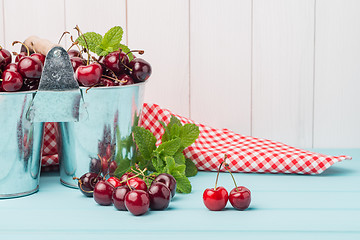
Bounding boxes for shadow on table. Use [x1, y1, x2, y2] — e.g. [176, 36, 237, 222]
[318, 166, 357, 177]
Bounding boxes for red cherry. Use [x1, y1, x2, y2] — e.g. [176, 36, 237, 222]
[15, 52, 26, 63]
[229, 186, 251, 210]
[127, 177, 147, 191]
[154, 173, 177, 198]
[119, 172, 136, 185]
[148, 182, 171, 210]
[99, 77, 115, 86]
[117, 74, 134, 86]
[108, 161, 117, 176]
[124, 190, 150, 216]
[203, 186, 228, 211]
[1, 70, 23, 92]
[0, 48, 12, 67]
[31, 53, 46, 65]
[75, 63, 102, 87]
[4, 63, 18, 72]
[112, 185, 131, 211]
[70, 57, 86, 72]
[107, 176, 121, 188]
[17, 56, 43, 79]
[102, 51, 129, 75]
[128, 58, 152, 82]
[68, 49, 82, 58]
[93, 180, 115, 206]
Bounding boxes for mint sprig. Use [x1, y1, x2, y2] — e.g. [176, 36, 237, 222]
[115, 115, 200, 193]
[76, 26, 133, 59]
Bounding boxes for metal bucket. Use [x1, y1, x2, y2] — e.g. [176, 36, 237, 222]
[0, 91, 44, 198]
[56, 83, 145, 188]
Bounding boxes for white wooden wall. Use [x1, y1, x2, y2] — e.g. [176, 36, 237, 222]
[1, 0, 359, 148]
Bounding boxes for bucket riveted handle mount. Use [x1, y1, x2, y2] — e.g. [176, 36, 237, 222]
[27, 46, 87, 122]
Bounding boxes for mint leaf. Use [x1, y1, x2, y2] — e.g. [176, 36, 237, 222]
[179, 124, 200, 148]
[173, 150, 185, 165]
[133, 126, 156, 160]
[164, 156, 176, 172]
[114, 159, 131, 178]
[172, 171, 192, 193]
[101, 26, 123, 50]
[119, 44, 134, 61]
[152, 150, 166, 172]
[160, 116, 182, 142]
[95, 45, 109, 56]
[76, 32, 102, 53]
[156, 138, 181, 156]
[174, 164, 186, 175]
[185, 158, 198, 177]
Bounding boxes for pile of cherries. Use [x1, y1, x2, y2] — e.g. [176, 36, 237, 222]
[71, 48, 152, 87]
[203, 155, 251, 211]
[75, 167, 176, 216]
[0, 41, 151, 92]
[0, 43, 45, 92]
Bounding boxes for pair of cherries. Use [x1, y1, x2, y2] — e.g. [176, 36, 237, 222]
[203, 155, 251, 211]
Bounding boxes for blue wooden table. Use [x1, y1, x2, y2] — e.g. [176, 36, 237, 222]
[1, 149, 359, 240]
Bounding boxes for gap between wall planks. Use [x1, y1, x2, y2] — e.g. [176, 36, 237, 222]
[0, 0, 359, 148]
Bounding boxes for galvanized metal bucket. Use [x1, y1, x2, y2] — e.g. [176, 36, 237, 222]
[0, 91, 44, 198]
[56, 84, 145, 188]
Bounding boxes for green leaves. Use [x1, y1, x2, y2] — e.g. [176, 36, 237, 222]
[132, 115, 200, 194]
[133, 126, 157, 160]
[76, 32, 102, 53]
[76, 26, 132, 57]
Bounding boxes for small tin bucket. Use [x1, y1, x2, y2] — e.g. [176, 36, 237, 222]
[56, 83, 145, 188]
[0, 91, 44, 198]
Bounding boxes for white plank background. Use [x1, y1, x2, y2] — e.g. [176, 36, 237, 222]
[314, 0, 360, 148]
[252, 0, 315, 148]
[127, 0, 190, 117]
[0, 0, 359, 148]
[190, 0, 252, 135]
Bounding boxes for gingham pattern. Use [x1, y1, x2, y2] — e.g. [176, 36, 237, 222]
[140, 103, 351, 175]
[41, 122, 59, 167]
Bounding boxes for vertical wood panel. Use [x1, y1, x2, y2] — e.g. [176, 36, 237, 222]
[3, 0, 65, 51]
[314, 0, 360, 148]
[0, 0, 4, 45]
[252, 0, 315, 148]
[65, 0, 126, 49]
[190, 0, 252, 135]
[127, 0, 190, 117]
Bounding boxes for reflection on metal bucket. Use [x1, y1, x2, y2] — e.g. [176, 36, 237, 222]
[57, 83, 145, 188]
[0, 91, 44, 198]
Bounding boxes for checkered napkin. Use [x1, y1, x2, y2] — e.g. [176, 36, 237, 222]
[140, 103, 351, 175]
[41, 122, 59, 169]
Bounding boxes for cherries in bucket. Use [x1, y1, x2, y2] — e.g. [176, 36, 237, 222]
[0, 25, 152, 92]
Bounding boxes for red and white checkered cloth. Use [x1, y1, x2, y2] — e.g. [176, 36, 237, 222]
[41, 103, 351, 175]
[140, 103, 351, 175]
[41, 123, 59, 168]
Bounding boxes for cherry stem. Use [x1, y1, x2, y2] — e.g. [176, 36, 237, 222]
[74, 25, 90, 65]
[214, 161, 225, 191]
[67, 41, 79, 52]
[0, 45, 2, 51]
[101, 74, 125, 83]
[12, 41, 29, 56]
[58, 31, 70, 44]
[222, 154, 239, 192]
[127, 50, 144, 56]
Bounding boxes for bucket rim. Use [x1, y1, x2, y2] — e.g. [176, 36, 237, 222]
[79, 81, 147, 91]
[0, 90, 37, 96]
